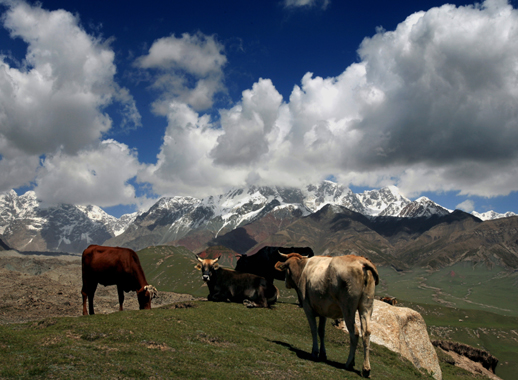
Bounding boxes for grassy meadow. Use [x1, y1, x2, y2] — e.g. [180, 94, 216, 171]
[1, 245, 514, 379]
[0, 300, 479, 380]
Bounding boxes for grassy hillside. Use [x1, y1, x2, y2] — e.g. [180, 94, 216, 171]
[378, 264, 518, 317]
[137, 245, 208, 297]
[138, 245, 299, 303]
[0, 300, 480, 380]
[134, 246, 516, 379]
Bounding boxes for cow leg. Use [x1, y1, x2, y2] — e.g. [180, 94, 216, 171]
[318, 316, 327, 361]
[342, 306, 360, 370]
[358, 307, 372, 378]
[82, 282, 97, 315]
[358, 273, 376, 378]
[303, 307, 320, 360]
[81, 286, 88, 316]
[117, 284, 125, 311]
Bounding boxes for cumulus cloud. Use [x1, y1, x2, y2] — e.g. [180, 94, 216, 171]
[145, 0, 518, 199]
[135, 32, 227, 112]
[35, 140, 142, 207]
[0, 1, 140, 202]
[137, 102, 244, 198]
[4, 0, 518, 210]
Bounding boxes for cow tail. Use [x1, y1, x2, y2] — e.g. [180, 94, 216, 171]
[363, 262, 379, 286]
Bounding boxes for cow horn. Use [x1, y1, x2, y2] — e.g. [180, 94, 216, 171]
[278, 250, 289, 258]
[214, 256, 220, 263]
[195, 254, 203, 262]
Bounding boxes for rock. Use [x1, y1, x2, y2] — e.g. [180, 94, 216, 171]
[432, 340, 501, 380]
[337, 299, 442, 380]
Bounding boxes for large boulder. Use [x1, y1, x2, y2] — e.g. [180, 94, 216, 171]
[337, 299, 442, 380]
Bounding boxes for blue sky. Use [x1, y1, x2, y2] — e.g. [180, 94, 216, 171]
[1, 0, 518, 218]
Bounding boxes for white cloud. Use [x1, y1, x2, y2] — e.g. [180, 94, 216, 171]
[148, 0, 518, 199]
[4, 0, 518, 210]
[0, 1, 140, 201]
[456, 199, 475, 213]
[135, 32, 227, 112]
[138, 102, 242, 198]
[35, 140, 142, 207]
[210, 79, 283, 166]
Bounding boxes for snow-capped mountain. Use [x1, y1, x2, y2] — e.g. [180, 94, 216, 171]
[398, 196, 451, 218]
[472, 210, 517, 221]
[0, 190, 136, 252]
[357, 185, 411, 216]
[2, 182, 516, 253]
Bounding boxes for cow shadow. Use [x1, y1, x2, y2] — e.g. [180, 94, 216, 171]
[270, 340, 362, 376]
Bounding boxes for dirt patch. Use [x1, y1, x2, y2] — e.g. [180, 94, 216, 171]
[0, 250, 195, 324]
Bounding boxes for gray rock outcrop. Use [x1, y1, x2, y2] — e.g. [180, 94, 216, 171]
[337, 299, 442, 380]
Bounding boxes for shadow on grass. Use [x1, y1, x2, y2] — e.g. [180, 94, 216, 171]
[270, 340, 362, 376]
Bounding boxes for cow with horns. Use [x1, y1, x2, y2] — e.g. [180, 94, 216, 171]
[275, 252, 379, 378]
[234, 246, 314, 283]
[81, 245, 158, 315]
[195, 255, 278, 308]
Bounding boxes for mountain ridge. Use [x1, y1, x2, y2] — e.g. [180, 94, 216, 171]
[1, 183, 517, 271]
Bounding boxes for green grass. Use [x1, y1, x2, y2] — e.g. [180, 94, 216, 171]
[138, 245, 208, 297]
[0, 300, 477, 380]
[377, 264, 518, 316]
[131, 246, 516, 379]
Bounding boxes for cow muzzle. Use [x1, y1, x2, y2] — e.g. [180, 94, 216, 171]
[202, 274, 210, 281]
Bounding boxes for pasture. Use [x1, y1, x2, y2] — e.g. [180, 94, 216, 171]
[0, 300, 477, 380]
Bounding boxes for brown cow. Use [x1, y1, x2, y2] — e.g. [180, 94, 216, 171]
[380, 296, 397, 305]
[195, 256, 278, 308]
[81, 245, 157, 315]
[275, 253, 379, 378]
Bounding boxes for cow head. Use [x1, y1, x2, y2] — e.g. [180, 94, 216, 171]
[274, 252, 306, 290]
[195, 256, 220, 282]
[137, 284, 158, 310]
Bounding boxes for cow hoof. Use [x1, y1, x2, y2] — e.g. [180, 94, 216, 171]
[362, 369, 371, 378]
[243, 300, 255, 308]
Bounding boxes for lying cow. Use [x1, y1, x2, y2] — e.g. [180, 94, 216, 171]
[380, 296, 397, 305]
[275, 253, 379, 378]
[195, 256, 278, 308]
[81, 245, 158, 315]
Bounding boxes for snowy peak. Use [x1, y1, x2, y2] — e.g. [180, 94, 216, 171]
[0, 190, 140, 251]
[472, 210, 517, 221]
[303, 181, 364, 213]
[398, 196, 450, 218]
[357, 186, 411, 216]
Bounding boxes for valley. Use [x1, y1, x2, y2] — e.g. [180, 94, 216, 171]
[1, 246, 517, 379]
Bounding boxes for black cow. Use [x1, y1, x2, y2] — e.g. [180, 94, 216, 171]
[195, 256, 278, 308]
[234, 246, 314, 283]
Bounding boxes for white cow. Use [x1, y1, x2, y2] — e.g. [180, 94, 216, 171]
[275, 253, 379, 378]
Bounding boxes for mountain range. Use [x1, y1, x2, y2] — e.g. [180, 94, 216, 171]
[1, 182, 517, 270]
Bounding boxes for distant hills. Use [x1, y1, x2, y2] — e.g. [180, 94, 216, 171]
[1, 182, 517, 270]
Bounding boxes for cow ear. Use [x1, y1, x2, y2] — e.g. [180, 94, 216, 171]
[274, 262, 287, 272]
[213, 263, 220, 270]
[195, 263, 202, 270]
